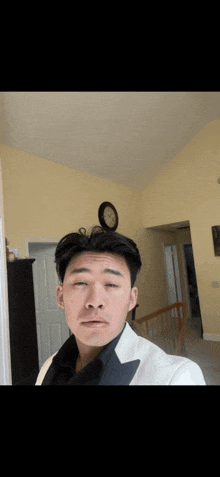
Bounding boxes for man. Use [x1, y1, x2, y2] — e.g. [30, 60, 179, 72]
[35, 226, 206, 385]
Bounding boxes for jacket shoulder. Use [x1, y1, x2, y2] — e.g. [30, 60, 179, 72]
[118, 323, 206, 385]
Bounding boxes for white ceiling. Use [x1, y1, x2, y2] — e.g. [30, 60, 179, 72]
[1, 91, 220, 190]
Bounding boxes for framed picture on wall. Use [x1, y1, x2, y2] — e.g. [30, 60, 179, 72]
[212, 226, 220, 256]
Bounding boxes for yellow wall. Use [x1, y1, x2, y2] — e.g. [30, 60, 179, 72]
[0, 145, 141, 255]
[142, 120, 220, 337]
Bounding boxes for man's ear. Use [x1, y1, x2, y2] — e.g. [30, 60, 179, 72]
[56, 284, 65, 310]
[128, 286, 138, 312]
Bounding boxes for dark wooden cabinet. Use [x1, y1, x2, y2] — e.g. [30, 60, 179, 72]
[7, 259, 39, 385]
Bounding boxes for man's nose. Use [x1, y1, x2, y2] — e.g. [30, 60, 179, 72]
[85, 286, 104, 309]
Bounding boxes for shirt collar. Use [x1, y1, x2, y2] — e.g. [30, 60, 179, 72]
[97, 324, 125, 367]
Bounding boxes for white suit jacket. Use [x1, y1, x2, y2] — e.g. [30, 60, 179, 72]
[35, 322, 206, 385]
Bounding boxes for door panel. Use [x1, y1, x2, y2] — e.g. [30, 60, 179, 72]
[29, 243, 70, 368]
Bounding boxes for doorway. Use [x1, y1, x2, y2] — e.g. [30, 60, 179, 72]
[28, 242, 70, 369]
[183, 244, 203, 337]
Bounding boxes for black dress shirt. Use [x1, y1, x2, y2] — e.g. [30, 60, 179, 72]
[41, 326, 125, 385]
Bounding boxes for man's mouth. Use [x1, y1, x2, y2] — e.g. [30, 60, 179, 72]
[81, 317, 109, 327]
[82, 321, 108, 328]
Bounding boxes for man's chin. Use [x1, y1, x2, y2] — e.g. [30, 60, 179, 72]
[73, 324, 124, 348]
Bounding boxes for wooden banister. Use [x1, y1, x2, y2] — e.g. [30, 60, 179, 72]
[137, 302, 185, 323]
[136, 302, 188, 355]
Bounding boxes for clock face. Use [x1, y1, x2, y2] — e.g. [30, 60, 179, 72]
[98, 202, 118, 231]
[104, 206, 116, 228]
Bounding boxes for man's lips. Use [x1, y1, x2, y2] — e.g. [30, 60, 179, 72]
[81, 318, 108, 324]
[81, 321, 108, 328]
[81, 316, 109, 327]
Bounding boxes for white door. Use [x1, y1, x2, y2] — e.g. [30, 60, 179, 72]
[164, 245, 182, 304]
[28, 243, 70, 369]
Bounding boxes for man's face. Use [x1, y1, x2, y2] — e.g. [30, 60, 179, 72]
[56, 251, 138, 348]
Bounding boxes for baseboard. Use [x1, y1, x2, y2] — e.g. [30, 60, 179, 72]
[203, 333, 220, 342]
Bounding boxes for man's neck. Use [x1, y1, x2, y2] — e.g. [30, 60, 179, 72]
[75, 339, 104, 372]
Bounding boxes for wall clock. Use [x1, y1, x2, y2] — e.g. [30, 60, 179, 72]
[98, 202, 119, 231]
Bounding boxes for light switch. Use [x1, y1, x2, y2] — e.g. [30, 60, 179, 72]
[212, 281, 219, 288]
[10, 248, 19, 258]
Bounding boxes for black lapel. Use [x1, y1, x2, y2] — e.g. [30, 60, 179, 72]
[99, 349, 140, 385]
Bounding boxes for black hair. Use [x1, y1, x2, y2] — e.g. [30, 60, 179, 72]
[55, 225, 142, 287]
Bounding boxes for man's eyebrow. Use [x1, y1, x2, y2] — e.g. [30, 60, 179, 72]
[102, 268, 123, 277]
[70, 268, 91, 275]
[70, 267, 123, 277]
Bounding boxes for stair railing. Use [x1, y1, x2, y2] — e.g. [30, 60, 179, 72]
[135, 302, 188, 355]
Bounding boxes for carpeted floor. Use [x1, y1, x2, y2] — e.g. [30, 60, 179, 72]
[184, 316, 220, 385]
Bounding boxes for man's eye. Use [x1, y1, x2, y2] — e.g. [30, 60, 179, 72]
[75, 282, 87, 286]
[106, 284, 118, 287]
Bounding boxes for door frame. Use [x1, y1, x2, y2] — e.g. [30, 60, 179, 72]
[25, 238, 60, 258]
[0, 161, 11, 385]
[164, 244, 182, 305]
[180, 242, 193, 321]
